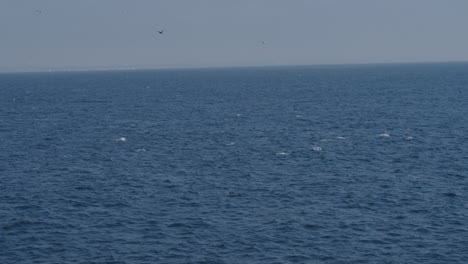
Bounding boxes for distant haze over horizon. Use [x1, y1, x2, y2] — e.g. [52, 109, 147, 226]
[2, 0, 468, 72]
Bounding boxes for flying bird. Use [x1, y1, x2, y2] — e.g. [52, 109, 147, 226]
[258, 41, 266, 45]
[157, 30, 164, 35]
[35, 9, 42, 14]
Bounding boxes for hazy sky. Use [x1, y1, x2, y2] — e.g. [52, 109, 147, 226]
[2, 0, 468, 71]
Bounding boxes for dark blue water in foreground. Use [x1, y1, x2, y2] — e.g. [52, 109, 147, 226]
[1, 63, 467, 264]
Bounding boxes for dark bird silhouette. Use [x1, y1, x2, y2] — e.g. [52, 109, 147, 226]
[157, 30, 164, 35]
[259, 41, 266, 45]
[35, 9, 42, 14]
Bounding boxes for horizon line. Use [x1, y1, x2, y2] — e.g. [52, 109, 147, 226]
[1, 60, 468, 74]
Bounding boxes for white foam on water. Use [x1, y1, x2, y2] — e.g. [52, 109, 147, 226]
[312, 147, 322, 151]
[135, 148, 146, 152]
[225, 142, 236, 146]
[403, 136, 413, 141]
[336, 136, 346, 140]
[276, 152, 289, 156]
[115, 137, 127, 142]
[378, 133, 390, 137]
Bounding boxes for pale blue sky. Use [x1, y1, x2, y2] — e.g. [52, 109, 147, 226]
[1, 0, 468, 71]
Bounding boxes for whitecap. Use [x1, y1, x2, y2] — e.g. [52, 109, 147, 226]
[403, 136, 413, 141]
[276, 152, 289, 156]
[378, 133, 390, 137]
[225, 142, 236, 146]
[135, 148, 146, 152]
[336, 136, 347, 140]
[115, 137, 127, 142]
[312, 147, 322, 151]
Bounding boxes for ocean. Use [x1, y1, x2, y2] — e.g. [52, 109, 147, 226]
[1, 63, 467, 263]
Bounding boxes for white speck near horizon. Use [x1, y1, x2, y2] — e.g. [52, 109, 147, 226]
[1, 0, 468, 72]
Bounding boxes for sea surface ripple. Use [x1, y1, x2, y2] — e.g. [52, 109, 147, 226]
[1, 63, 467, 263]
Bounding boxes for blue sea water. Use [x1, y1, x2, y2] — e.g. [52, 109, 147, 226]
[0, 63, 467, 264]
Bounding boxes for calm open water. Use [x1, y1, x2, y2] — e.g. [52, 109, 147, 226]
[1, 63, 467, 264]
